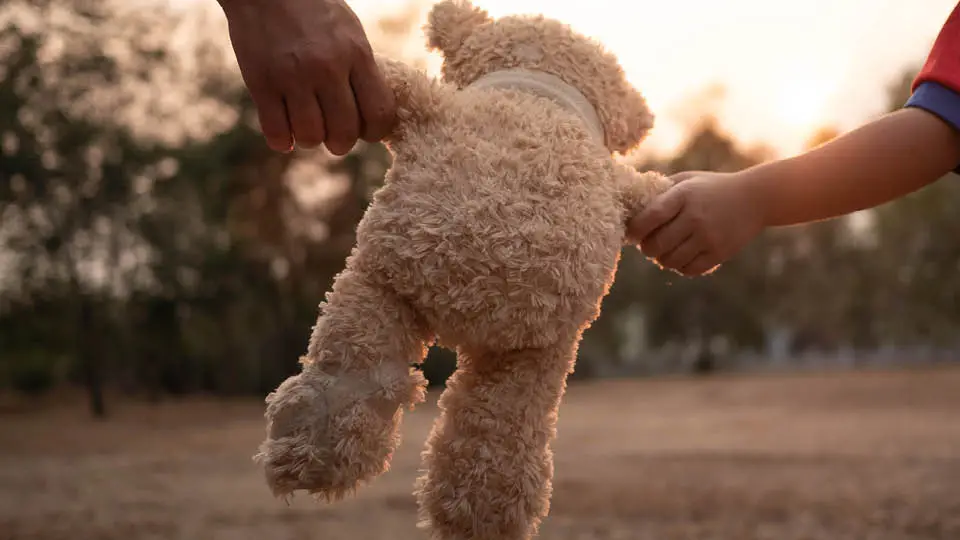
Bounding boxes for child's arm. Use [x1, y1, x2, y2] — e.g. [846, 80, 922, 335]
[628, 107, 960, 276]
[744, 107, 960, 228]
[752, 1, 960, 226]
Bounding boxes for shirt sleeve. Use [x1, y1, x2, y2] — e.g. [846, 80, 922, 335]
[906, 82, 960, 134]
[904, 2, 960, 173]
[910, 2, 960, 95]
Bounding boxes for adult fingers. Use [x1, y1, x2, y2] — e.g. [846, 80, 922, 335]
[317, 75, 361, 156]
[627, 186, 687, 244]
[641, 214, 694, 259]
[253, 89, 294, 152]
[285, 88, 326, 149]
[658, 236, 705, 273]
[351, 54, 396, 143]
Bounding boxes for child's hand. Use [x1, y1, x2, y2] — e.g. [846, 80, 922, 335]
[627, 170, 766, 276]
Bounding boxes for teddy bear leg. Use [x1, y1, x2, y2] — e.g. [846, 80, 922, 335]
[255, 268, 431, 501]
[415, 342, 577, 540]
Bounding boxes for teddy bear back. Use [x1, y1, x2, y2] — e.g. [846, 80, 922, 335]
[424, 0, 654, 155]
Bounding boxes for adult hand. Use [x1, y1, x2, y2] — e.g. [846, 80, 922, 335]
[627, 170, 766, 276]
[219, 0, 396, 154]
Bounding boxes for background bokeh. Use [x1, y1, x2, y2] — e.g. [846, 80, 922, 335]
[1, 1, 958, 539]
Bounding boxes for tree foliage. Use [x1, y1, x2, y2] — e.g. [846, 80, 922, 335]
[1, 2, 956, 414]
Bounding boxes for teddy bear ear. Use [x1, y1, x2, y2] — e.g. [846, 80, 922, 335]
[424, 0, 491, 57]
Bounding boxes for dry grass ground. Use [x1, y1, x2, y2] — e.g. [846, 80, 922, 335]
[1, 366, 959, 540]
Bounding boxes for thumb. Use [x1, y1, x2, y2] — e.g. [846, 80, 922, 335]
[627, 185, 687, 243]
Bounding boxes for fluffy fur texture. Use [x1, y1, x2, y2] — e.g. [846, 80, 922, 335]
[254, 1, 671, 538]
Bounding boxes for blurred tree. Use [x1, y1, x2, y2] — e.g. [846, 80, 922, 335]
[0, 0, 184, 415]
[0, 0, 452, 407]
[869, 65, 960, 347]
[1, 0, 954, 410]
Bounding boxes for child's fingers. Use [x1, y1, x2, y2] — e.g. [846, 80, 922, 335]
[681, 253, 721, 277]
[640, 213, 694, 259]
[658, 236, 704, 272]
[667, 170, 705, 184]
[628, 187, 686, 244]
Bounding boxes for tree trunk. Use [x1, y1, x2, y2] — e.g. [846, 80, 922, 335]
[78, 293, 107, 418]
[693, 348, 716, 375]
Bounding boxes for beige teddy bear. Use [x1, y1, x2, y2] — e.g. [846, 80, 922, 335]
[254, 1, 671, 538]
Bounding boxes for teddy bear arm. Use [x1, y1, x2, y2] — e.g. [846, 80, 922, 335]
[374, 55, 454, 143]
[616, 163, 673, 245]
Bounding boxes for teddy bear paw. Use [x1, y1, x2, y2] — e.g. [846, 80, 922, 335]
[254, 371, 404, 502]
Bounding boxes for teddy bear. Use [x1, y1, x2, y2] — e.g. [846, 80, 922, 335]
[253, 1, 672, 538]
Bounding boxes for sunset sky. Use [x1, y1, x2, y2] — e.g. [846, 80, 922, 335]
[174, 0, 957, 158]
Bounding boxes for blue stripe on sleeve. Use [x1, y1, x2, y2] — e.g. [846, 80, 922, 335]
[905, 81, 960, 173]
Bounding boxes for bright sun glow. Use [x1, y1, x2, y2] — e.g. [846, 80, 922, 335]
[776, 78, 834, 130]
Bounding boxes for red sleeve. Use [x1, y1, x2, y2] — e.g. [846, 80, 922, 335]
[912, 2, 960, 93]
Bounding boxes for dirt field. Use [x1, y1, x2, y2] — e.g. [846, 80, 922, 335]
[1, 366, 959, 540]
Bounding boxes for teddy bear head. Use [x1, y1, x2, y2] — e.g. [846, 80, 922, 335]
[424, 0, 654, 154]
